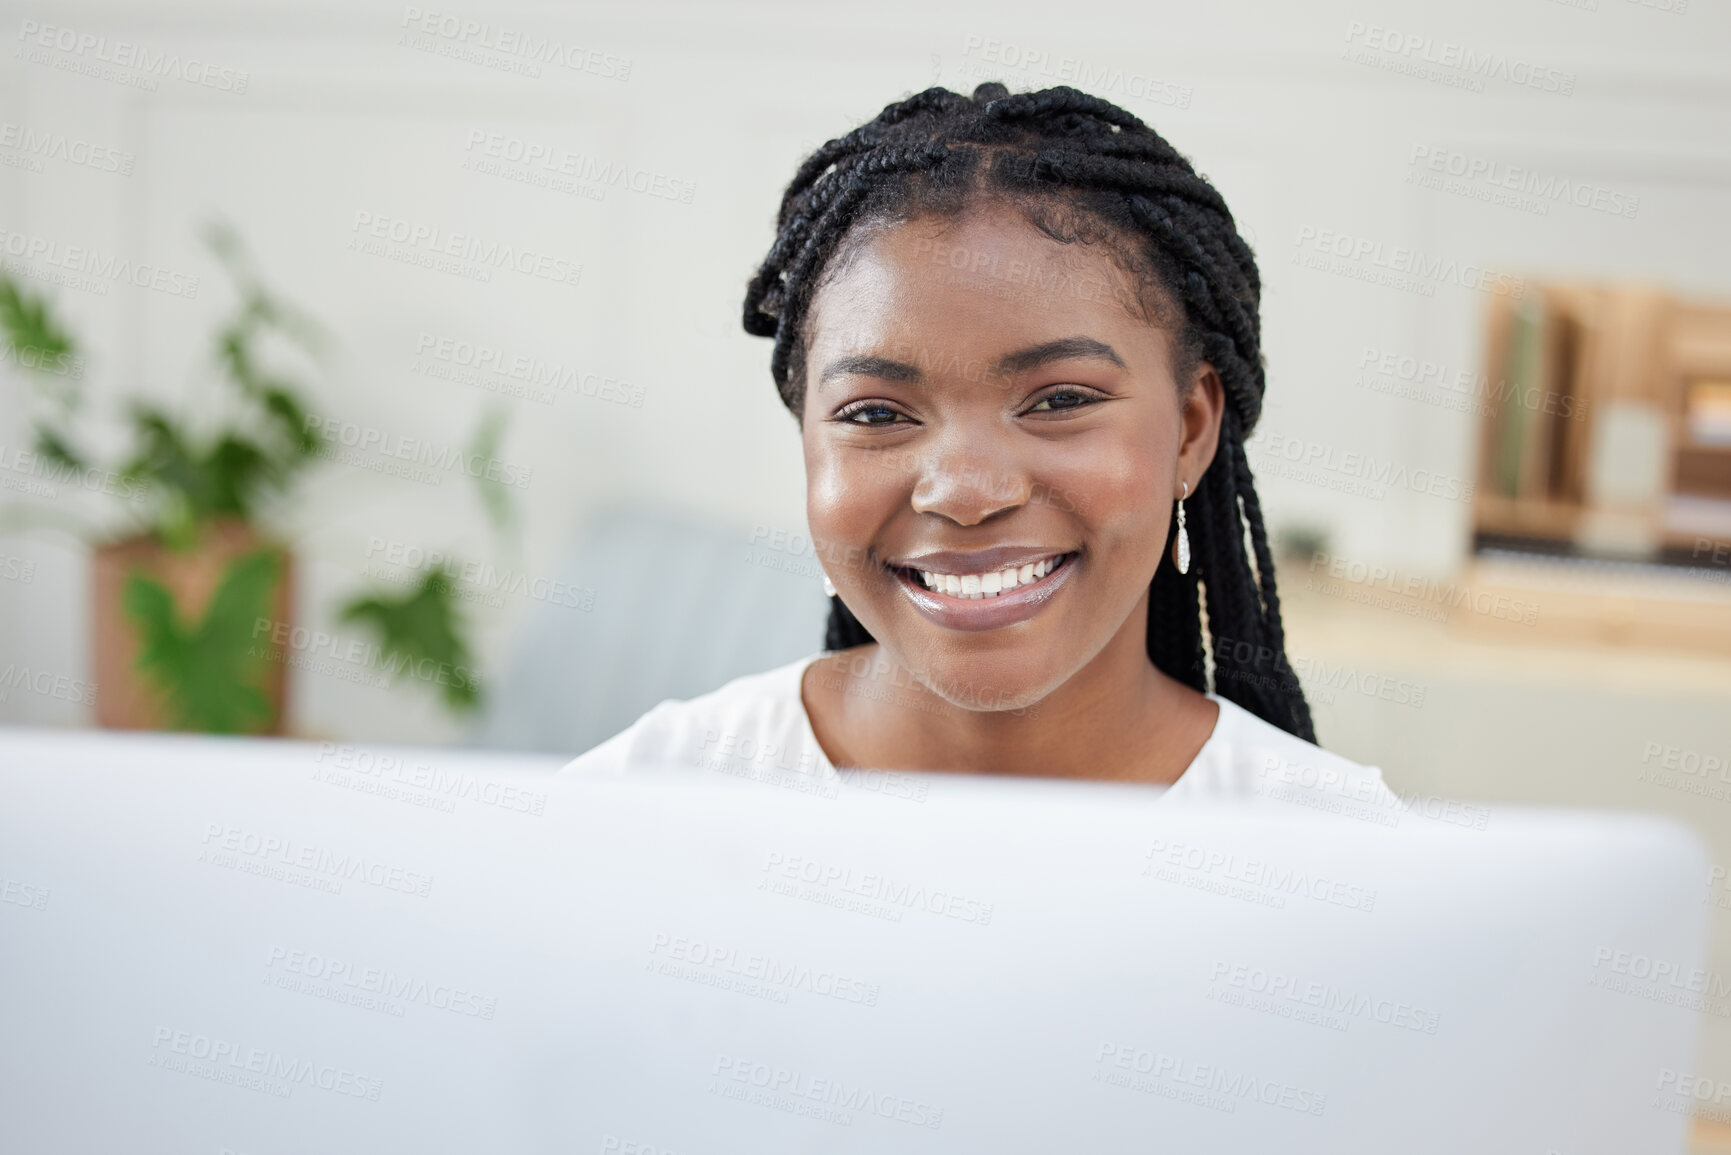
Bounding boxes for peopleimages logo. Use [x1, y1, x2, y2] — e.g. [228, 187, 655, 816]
[1407, 145, 1639, 220]
[1589, 945, 1731, 1012]
[1636, 740, 1731, 806]
[0, 338, 83, 378]
[303, 413, 534, 489]
[0, 226, 200, 298]
[16, 20, 251, 93]
[1356, 345, 1586, 422]
[1660, 1069, 1731, 1112]
[0, 663, 97, 706]
[1208, 959, 1442, 1035]
[249, 615, 482, 698]
[0, 443, 151, 501]
[710, 1054, 944, 1130]
[1342, 21, 1576, 96]
[264, 945, 498, 1019]
[647, 932, 881, 1007]
[461, 131, 694, 204]
[348, 210, 582, 288]
[413, 332, 644, 408]
[1249, 429, 1476, 504]
[956, 35, 1193, 110]
[1304, 551, 1541, 626]
[148, 1026, 382, 1100]
[398, 7, 631, 80]
[315, 741, 548, 815]
[1094, 1042, 1327, 1117]
[0, 875, 50, 911]
[1292, 226, 1524, 299]
[760, 851, 994, 926]
[1144, 838, 1378, 912]
[363, 536, 595, 613]
[200, 823, 435, 898]
[0, 120, 134, 174]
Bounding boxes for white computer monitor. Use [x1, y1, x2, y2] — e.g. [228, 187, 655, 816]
[0, 727, 1709, 1153]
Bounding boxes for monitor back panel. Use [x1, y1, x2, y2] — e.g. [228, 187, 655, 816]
[0, 730, 1708, 1154]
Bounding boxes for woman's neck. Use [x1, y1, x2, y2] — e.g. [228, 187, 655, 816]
[800, 622, 1220, 784]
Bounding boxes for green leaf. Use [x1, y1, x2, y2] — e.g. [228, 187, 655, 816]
[0, 274, 77, 374]
[340, 567, 480, 712]
[469, 405, 515, 533]
[118, 400, 296, 532]
[33, 426, 87, 473]
[204, 434, 277, 517]
[0, 277, 86, 458]
[122, 548, 283, 733]
[261, 387, 316, 458]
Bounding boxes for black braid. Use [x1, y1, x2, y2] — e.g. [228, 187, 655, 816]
[744, 81, 1316, 742]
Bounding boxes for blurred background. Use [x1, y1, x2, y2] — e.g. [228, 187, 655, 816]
[2, 0, 1730, 1138]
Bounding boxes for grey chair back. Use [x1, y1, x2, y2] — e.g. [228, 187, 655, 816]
[467, 504, 831, 755]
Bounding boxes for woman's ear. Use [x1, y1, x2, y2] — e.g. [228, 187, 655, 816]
[1177, 362, 1227, 485]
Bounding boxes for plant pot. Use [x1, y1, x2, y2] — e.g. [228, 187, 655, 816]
[92, 520, 294, 734]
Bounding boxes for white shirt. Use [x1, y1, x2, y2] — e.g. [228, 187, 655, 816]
[561, 653, 1405, 818]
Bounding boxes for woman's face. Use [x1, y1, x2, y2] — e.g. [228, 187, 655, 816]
[800, 202, 1223, 711]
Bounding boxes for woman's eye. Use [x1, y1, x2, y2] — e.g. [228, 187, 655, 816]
[1027, 388, 1099, 413]
[836, 403, 905, 426]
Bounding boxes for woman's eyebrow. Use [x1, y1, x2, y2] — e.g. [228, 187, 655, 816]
[817, 354, 924, 388]
[816, 336, 1126, 391]
[993, 336, 1127, 376]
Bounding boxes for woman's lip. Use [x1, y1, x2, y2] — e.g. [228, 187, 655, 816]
[892, 552, 1078, 632]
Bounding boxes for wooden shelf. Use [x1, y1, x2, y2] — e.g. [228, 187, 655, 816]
[1473, 284, 1731, 560]
[1473, 493, 1583, 539]
[1451, 553, 1731, 655]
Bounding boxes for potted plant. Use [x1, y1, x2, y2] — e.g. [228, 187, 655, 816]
[0, 224, 493, 734]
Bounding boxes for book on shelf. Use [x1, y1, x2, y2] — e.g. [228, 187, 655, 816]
[1491, 294, 1568, 503]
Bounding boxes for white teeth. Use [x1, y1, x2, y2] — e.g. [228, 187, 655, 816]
[915, 554, 1067, 600]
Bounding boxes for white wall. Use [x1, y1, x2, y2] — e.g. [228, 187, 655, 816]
[0, 0, 1726, 744]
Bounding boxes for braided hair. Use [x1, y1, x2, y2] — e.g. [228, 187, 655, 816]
[742, 82, 1315, 743]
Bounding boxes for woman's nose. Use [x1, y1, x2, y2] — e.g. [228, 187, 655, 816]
[909, 439, 1032, 526]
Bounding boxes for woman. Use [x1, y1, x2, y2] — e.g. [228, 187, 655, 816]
[565, 82, 1397, 807]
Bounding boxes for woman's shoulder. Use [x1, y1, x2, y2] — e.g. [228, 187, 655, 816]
[1172, 693, 1404, 819]
[559, 652, 828, 778]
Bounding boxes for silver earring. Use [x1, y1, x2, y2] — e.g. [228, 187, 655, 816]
[1172, 481, 1191, 575]
[822, 572, 837, 598]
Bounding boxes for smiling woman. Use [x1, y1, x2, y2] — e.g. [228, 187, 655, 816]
[564, 83, 1397, 801]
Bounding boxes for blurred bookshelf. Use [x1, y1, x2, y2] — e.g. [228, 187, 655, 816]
[1462, 283, 1731, 656]
[1475, 283, 1731, 555]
